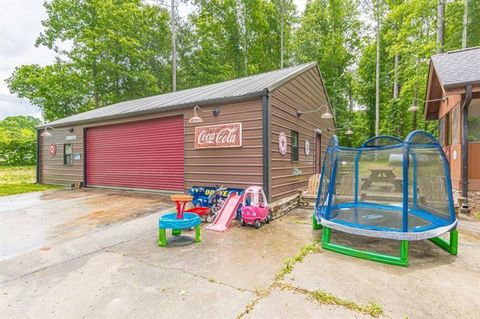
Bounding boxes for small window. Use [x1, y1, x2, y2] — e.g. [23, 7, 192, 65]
[64, 144, 73, 165]
[451, 105, 460, 144]
[291, 131, 299, 162]
[445, 113, 451, 146]
[439, 117, 446, 146]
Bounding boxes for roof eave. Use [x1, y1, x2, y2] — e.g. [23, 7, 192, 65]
[37, 91, 265, 129]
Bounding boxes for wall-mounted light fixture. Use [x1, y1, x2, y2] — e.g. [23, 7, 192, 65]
[189, 105, 204, 124]
[408, 96, 448, 113]
[68, 127, 74, 133]
[212, 108, 220, 117]
[40, 126, 56, 137]
[297, 105, 333, 119]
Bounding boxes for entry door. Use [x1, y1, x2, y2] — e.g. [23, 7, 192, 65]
[86, 116, 184, 191]
[315, 133, 322, 174]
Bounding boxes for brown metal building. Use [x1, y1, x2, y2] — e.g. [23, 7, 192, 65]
[38, 62, 336, 202]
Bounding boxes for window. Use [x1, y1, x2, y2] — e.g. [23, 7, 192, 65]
[468, 99, 480, 142]
[64, 144, 73, 165]
[442, 113, 451, 146]
[451, 105, 460, 145]
[439, 117, 446, 146]
[291, 131, 299, 161]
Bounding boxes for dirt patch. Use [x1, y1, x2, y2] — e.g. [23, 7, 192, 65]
[48, 190, 173, 241]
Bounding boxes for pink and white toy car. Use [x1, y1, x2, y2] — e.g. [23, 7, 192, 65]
[240, 186, 271, 229]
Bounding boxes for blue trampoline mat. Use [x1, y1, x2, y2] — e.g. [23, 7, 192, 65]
[317, 202, 452, 233]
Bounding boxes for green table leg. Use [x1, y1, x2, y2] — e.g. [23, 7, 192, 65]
[158, 228, 167, 247]
[195, 225, 201, 242]
[172, 229, 181, 236]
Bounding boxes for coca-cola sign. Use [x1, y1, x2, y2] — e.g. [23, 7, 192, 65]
[195, 123, 242, 149]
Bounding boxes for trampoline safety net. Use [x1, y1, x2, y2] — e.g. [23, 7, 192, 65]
[315, 131, 457, 241]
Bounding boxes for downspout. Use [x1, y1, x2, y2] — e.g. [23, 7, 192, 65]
[262, 89, 271, 201]
[461, 84, 473, 212]
[36, 130, 40, 184]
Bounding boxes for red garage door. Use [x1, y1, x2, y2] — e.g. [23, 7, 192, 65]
[86, 116, 184, 191]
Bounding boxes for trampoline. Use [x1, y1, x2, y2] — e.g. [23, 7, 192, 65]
[313, 130, 458, 266]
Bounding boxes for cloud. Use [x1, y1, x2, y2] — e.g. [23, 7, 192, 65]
[0, 94, 41, 120]
[0, 0, 54, 118]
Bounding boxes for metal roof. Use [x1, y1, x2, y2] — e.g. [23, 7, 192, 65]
[45, 62, 317, 127]
[431, 47, 480, 89]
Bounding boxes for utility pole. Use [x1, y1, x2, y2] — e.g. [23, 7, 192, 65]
[436, 0, 445, 53]
[375, 0, 381, 136]
[462, 0, 469, 48]
[280, 0, 284, 68]
[171, 0, 176, 92]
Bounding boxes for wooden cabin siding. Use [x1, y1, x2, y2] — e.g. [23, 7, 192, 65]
[39, 99, 264, 191]
[184, 100, 264, 190]
[269, 67, 335, 201]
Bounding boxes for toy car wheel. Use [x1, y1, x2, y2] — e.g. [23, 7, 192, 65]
[240, 218, 246, 227]
[254, 220, 261, 229]
[266, 213, 272, 223]
[206, 215, 214, 223]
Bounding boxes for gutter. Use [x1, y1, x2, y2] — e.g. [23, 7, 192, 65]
[36, 129, 40, 184]
[461, 84, 473, 212]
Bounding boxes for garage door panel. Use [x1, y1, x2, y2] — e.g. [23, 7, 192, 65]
[86, 116, 184, 191]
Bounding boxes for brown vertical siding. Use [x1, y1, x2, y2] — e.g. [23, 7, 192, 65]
[39, 127, 84, 185]
[39, 99, 264, 192]
[269, 67, 335, 201]
[184, 100, 264, 189]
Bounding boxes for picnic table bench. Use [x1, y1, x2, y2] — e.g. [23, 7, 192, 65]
[361, 168, 402, 192]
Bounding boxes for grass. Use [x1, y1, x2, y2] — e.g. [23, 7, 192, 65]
[275, 241, 321, 281]
[276, 283, 384, 318]
[0, 166, 59, 196]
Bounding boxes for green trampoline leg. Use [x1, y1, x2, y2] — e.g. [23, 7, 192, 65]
[429, 229, 458, 255]
[172, 229, 181, 236]
[321, 227, 409, 267]
[312, 214, 322, 230]
[158, 228, 167, 247]
[195, 225, 201, 243]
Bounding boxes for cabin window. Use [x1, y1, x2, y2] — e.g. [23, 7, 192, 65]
[445, 113, 451, 146]
[291, 131, 299, 162]
[439, 117, 446, 146]
[451, 105, 460, 145]
[64, 144, 73, 165]
[468, 99, 480, 142]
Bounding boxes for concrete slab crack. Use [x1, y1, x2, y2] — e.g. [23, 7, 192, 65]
[107, 250, 255, 294]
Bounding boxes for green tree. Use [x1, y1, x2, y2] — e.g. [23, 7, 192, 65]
[7, 0, 171, 121]
[0, 116, 41, 166]
[294, 0, 362, 144]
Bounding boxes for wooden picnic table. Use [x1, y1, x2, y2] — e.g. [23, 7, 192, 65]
[361, 168, 402, 192]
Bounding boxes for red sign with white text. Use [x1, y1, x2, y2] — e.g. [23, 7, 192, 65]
[195, 123, 242, 149]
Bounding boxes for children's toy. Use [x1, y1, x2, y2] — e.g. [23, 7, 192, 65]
[188, 186, 245, 222]
[158, 212, 201, 247]
[206, 192, 243, 232]
[158, 194, 201, 247]
[184, 207, 211, 222]
[240, 186, 271, 229]
[314, 131, 458, 267]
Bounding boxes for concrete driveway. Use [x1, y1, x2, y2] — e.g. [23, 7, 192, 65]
[1, 189, 480, 318]
[0, 188, 173, 261]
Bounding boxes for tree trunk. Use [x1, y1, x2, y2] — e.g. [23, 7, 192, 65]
[436, 0, 445, 53]
[280, 0, 284, 68]
[375, 3, 381, 137]
[171, 0, 176, 92]
[462, 0, 469, 48]
[393, 54, 400, 99]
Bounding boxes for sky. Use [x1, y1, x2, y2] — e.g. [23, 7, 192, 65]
[0, 0, 308, 121]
